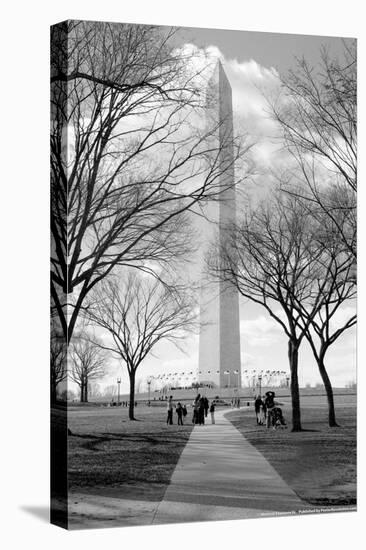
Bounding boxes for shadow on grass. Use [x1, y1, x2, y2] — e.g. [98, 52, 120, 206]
[70, 431, 190, 451]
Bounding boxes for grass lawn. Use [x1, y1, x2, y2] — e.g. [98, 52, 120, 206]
[67, 404, 193, 502]
[226, 398, 356, 507]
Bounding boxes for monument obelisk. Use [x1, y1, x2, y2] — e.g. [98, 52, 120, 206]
[198, 61, 241, 388]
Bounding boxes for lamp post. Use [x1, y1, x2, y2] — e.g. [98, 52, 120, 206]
[147, 378, 152, 406]
[117, 377, 121, 406]
[258, 374, 262, 396]
[286, 374, 290, 388]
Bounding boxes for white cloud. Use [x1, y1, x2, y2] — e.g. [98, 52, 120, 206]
[240, 314, 283, 347]
[176, 43, 283, 175]
[78, 46, 356, 392]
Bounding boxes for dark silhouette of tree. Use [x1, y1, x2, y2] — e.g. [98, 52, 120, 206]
[210, 188, 356, 430]
[210, 192, 329, 432]
[51, 21, 250, 343]
[50, 331, 67, 403]
[84, 272, 198, 420]
[291, 216, 356, 426]
[271, 40, 357, 259]
[69, 336, 106, 402]
[266, 41, 357, 426]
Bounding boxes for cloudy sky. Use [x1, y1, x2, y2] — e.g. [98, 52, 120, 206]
[86, 27, 356, 395]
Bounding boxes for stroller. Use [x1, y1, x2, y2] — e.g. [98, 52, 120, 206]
[271, 406, 287, 429]
[264, 391, 287, 429]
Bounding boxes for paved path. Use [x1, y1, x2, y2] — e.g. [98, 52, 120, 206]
[152, 408, 308, 524]
[68, 408, 310, 528]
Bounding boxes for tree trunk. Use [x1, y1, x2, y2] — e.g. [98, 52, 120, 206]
[318, 352, 339, 427]
[51, 377, 57, 404]
[288, 340, 302, 432]
[129, 370, 136, 420]
[80, 383, 85, 402]
[84, 377, 88, 403]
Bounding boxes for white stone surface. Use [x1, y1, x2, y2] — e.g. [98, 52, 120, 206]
[198, 61, 241, 388]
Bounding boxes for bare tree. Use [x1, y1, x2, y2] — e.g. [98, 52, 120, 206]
[211, 187, 356, 430]
[84, 272, 198, 420]
[51, 21, 250, 343]
[69, 336, 107, 402]
[50, 331, 67, 403]
[271, 40, 357, 259]
[210, 192, 328, 432]
[291, 222, 356, 426]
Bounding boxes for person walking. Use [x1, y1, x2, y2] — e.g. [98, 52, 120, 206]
[203, 397, 209, 418]
[264, 391, 275, 428]
[166, 395, 174, 425]
[176, 402, 184, 425]
[254, 395, 264, 425]
[210, 401, 216, 424]
[193, 394, 201, 424]
[199, 395, 205, 425]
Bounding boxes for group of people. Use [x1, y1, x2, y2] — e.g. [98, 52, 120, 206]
[166, 390, 287, 429]
[166, 394, 216, 425]
[166, 396, 188, 425]
[110, 400, 136, 407]
[254, 391, 287, 429]
[192, 394, 215, 425]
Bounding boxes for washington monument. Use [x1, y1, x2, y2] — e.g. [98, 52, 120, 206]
[198, 61, 241, 389]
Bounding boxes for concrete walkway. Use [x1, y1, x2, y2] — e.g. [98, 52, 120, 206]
[68, 408, 310, 528]
[152, 408, 308, 524]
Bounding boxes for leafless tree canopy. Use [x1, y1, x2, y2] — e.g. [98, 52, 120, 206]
[290, 218, 356, 426]
[50, 21, 250, 342]
[271, 40, 357, 258]
[216, 196, 321, 335]
[84, 271, 198, 418]
[50, 331, 67, 402]
[209, 189, 355, 430]
[69, 336, 107, 402]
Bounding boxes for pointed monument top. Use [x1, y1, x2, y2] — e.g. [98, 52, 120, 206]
[207, 59, 232, 106]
